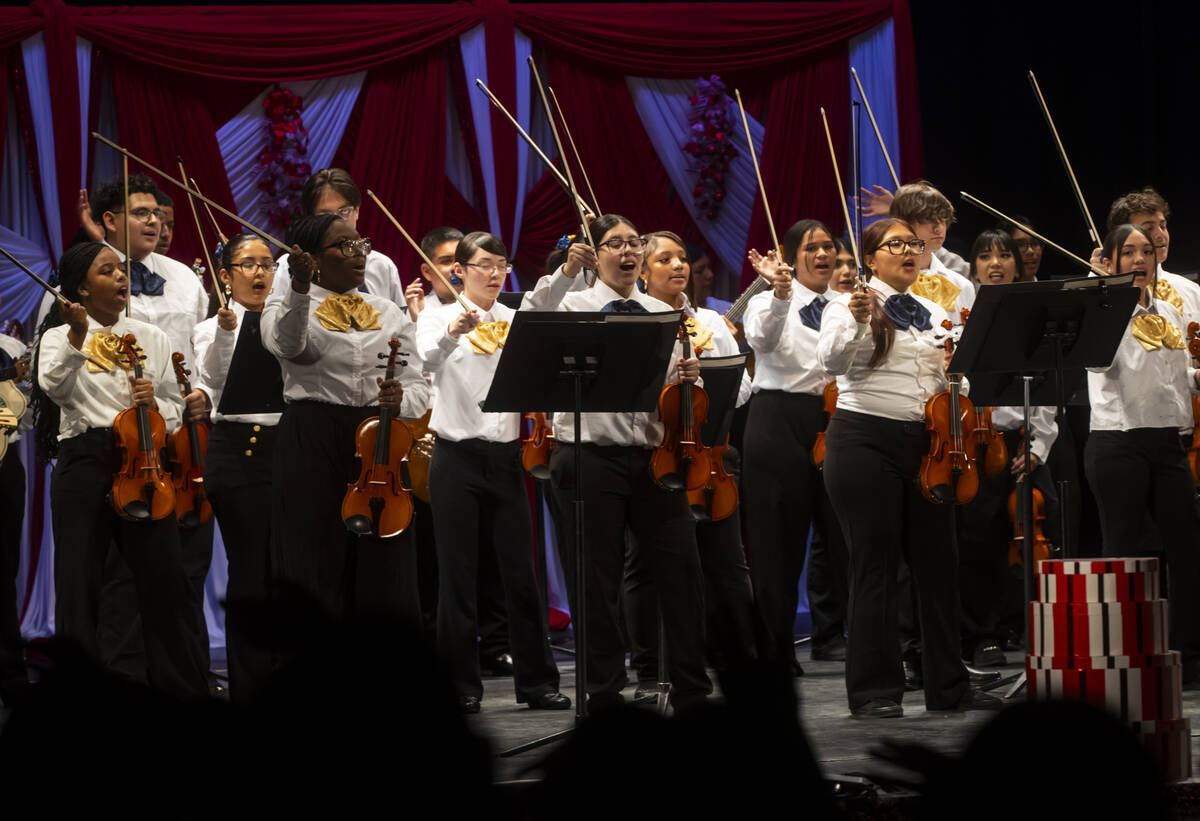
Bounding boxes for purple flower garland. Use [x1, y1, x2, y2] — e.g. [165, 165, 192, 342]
[257, 88, 311, 233]
[683, 75, 738, 221]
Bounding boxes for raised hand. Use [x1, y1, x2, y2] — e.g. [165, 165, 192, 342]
[563, 242, 597, 278]
[404, 278, 426, 318]
[447, 309, 481, 338]
[216, 307, 237, 332]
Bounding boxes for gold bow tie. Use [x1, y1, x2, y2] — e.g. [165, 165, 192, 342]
[314, 293, 382, 332]
[1131, 313, 1185, 351]
[467, 321, 510, 355]
[911, 272, 961, 313]
[683, 317, 715, 353]
[1154, 278, 1184, 313]
[83, 332, 134, 373]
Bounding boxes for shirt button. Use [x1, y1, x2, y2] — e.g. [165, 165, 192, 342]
[252, 425, 261, 432]
[244, 449, 253, 457]
[250, 436, 258, 444]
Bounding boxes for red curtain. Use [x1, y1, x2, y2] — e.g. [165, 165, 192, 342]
[891, 0, 924, 183]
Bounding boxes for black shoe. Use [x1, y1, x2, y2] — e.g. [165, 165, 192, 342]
[527, 691, 571, 710]
[481, 652, 514, 677]
[811, 637, 847, 661]
[972, 642, 1007, 668]
[851, 698, 903, 719]
[459, 695, 481, 714]
[633, 682, 658, 702]
[902, 656, 923, 691]
[966, 665, 1002, 687]
[791, 658, 805, 678]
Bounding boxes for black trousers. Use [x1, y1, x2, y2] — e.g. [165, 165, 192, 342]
[1084, 428, 1200, 661]
[0, 449, 28, 704]
[270, 402, 419, 626]
[550, 444, 710, 703]
[624, 504, 757, 677]
[476, 533, 511, 661]
[823, 410, 969, 711]
[51, 429, 209, 698]
[742, 391, 846, 662]
[205, 421, 276, 704]
[429, 438, 558, 701]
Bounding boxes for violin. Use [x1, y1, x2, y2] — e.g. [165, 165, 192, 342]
[687, 437, 738, 522]
[166, 353, 212, 527]
[403, 408, 434, 503]
[954, 308, 1007, 476]
[521, 412, 553, 480]
[651, 321, 711, 491]
[111, 334, 175, 521]
[0, 352, 30, 465]
[919, 321, 979, 504]
[811, 380, 838, 470]
[342, 337, 415, 538]
[1007, 485, 1049, 567]
[1187, 322, 1200, 485]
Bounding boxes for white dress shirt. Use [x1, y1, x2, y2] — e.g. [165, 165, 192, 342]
[109, 244, 209, 363]
[537, 277, 688, 447]
[192, 301, 282, 427]
[1088, 298, 1197, 432]
[818, 277, 953, 422]
[690, 302, 752, 407]
[260, 283, 430, 418]
[1159, 267, 1200, 328]
[0, 334, 30, 441]
[37, 314, 184, 439]
[743, 284, 832, 396]
[990, 405, 1059, 465]
[927, 253, 975, 322]
[416, 295, 520, 443]
[276, 249, 406, 308]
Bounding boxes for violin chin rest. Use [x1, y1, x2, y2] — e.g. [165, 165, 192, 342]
[689, 505, 711, 523]
[178, 511, 200, 528]
[929, 484, 955, 505]
[122, 501, 151, 520]
[656, 473, 684, 492]
[343, 514, 375, 536]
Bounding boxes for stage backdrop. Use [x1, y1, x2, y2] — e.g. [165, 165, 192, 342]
[1, 0, 921, 645]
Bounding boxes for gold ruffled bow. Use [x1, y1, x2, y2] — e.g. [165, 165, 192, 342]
[910, 272, 961, 313]
[1154, 278, 1184, 313]
[683, 316, 715, 353]
[83, 332, 134, 373]
[1131, 313, 1185, 352]
[314, 293, 382, 332]
[467, 321, 510, 355]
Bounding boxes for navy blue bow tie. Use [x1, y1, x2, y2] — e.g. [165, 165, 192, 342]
[128, 260, 166, 297]
[797, 295, 828, 331]
[601, 299, 648, 314]
[883, 293, 932, 331]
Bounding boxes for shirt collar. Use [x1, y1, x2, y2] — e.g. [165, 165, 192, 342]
[103, 241, 151, 266]
[86, 312, 129, 335]
[869, 276, 906, 299]
[593, 279, 666, 309]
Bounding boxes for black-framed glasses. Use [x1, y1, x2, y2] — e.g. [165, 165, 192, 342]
[112, 207, 163, 223]
[230, 260, 279, 275]
[466, 262, 513, 276]
[598, 237, 646, 252]
[325, 238, 372, 257]
[875, 238, 926, 255]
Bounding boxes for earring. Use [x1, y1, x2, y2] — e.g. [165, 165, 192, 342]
[223, 282, 232, 298]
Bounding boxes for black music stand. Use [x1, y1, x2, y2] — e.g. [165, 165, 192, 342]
[950, 273, 1136, 696]
[482, 309, 681, 754]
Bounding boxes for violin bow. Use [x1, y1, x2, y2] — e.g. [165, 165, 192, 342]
[547, 85, 601, 217]
[960, 191, 1106, 275]
[1028, 70, 1101, 248]
[527, 56, 594, 250]
[474, 80, 595, 222]
[850, 67, 901, 190]
[177, 157, 226, 309]
[733, 89, 783, 263]
[819, 106, 863, 279]
[92, 133, 288, 252]
[190, 178, 229, 245]
[122, 155, 131, 318]
[365, 189, 474, 315]
[0, 246, 106, 370]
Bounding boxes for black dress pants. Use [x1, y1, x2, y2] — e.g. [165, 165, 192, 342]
[1084, 428, 1200, 661]
[742, 391, 845, 662]
[0, 450, 28, 704]
[205, 421, 276, 704]
[51, 430, 209, 698]
[270, 402, 420, 627]
[550, 444, 710, 704]
[823, 410, 969, 711]
[429, 438, 558, 702]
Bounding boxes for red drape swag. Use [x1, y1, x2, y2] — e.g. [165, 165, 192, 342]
[348, 50, 448, 284]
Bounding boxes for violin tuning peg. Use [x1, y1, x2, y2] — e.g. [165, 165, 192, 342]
[375, 364, 387, 370]
[378, 352, 388, 359]
[399, 360, 408, 367]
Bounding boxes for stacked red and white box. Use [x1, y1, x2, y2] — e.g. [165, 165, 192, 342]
[1027, 557, 1190, 780]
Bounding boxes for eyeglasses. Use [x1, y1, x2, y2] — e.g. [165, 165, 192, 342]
[315, 205, 357, 220]
[598, 237, 646, 252]
[1013, 239, 1042, 251]
[325, 238, 372, 257]
[875, 238, 926, 255]
[466, 262, 513, 276]
[230, 260, 279, 275]
[113, 207, 164, 223]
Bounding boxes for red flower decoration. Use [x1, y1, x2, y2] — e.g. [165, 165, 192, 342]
[681, 75, 738, 221]
[257, 87, 312, 232]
